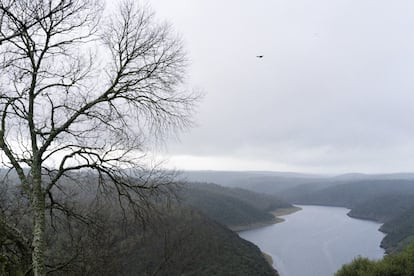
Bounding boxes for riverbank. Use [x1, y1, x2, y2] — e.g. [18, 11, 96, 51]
[230, 217, 283, 232]
[270, 206, 302, 223]
[272, 206, 302, 217]
[262, 252, 273, 265]
[232, 206, 302, 232]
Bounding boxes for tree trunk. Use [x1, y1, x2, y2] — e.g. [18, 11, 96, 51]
[32, 171, 46, 276]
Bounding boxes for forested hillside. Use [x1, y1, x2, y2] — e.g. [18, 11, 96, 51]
[179, 182, 292, 229]
[120, 207, 278, 276]
[1, 176, 279, 275]
[283, 179, 414, 207]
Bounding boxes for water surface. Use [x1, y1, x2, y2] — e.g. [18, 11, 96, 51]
[239, 205, 385, 276]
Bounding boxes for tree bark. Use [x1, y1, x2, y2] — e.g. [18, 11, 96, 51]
[31, 168, 46, 276]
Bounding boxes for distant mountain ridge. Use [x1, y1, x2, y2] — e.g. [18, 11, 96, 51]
[181, 170, 414, 196]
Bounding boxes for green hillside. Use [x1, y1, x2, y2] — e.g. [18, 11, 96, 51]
[348, 194, 414, 222]
[379, 208, 414, 253]
[121, 207, 278, 276]
[1, 202, 278, 276]
[180, 182, 292, 229]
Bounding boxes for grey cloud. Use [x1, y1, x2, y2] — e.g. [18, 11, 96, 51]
[150, 0, 414, 172]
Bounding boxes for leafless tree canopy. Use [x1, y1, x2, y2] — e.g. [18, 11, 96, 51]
[0, 0, 196, 274]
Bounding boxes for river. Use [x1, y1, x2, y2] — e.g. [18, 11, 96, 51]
[239, 205, 385, 276]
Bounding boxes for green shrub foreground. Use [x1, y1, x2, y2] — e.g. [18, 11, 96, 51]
[336, 243, 414, 276]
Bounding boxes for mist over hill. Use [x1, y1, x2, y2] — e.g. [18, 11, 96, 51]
[181, 170, 331, 194]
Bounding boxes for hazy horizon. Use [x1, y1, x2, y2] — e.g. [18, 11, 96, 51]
[179, 169, 414, 178]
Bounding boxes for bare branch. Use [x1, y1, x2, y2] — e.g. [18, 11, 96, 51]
[0, 1, 197, 274]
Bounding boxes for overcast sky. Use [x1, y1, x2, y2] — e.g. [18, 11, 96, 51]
[147, 0, 414, 173]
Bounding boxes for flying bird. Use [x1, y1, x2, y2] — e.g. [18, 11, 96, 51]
[256, 55, 264, 58]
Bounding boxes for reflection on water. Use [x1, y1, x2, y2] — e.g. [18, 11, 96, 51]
[239, 205, 385, 276]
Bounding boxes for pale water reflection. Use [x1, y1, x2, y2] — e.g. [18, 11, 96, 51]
[239, 205, 385, 276]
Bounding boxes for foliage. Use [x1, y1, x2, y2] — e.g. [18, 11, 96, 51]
[336, 243, 414, 276]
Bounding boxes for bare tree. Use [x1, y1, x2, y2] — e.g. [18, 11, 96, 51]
[0, 0, 196, 275]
